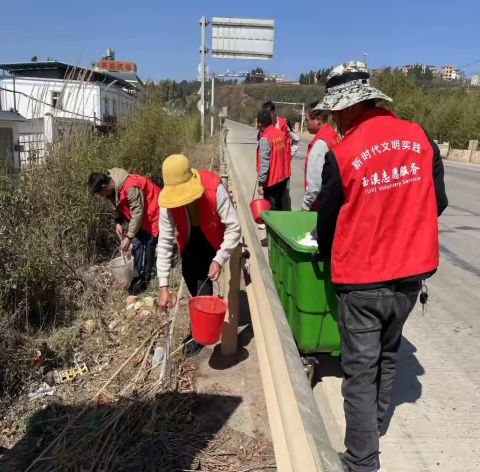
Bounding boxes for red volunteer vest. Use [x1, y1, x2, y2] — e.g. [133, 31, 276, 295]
[118, 175, 161, 237]
[305, 125, 341, 211]
[277, 116, 292, 159]
[170, 171, 226, 253]
[331, 107, 439, 284]
[256, 125, 290, 188]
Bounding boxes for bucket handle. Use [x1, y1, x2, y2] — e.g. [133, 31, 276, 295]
[110, 246, 128, 264]
[197, 277, 223, 299]
[251, 180, 258, 203]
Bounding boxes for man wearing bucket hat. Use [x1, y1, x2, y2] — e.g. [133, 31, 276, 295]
[156, 155, 241, 357]
[314, 62, 448, 472]
[88, 168, 161, 295]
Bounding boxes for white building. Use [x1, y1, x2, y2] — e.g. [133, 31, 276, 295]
[402, 64, 437, 76]
[441, 65, 461, 81]
[0, 61, 140, 169]
[471, 73, 480, 87]
[0, 111, 26, 169]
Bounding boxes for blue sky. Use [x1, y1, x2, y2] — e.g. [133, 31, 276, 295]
[2, 0, 479, 81]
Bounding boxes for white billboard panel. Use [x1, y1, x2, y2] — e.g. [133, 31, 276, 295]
[211, 17, 274, 60]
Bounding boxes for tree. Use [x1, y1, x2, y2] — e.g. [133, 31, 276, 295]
[299, 73, 306, 85]
[31, 56, 38, 63]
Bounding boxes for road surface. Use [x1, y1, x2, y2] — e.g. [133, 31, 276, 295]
[226, 119, 480, 472]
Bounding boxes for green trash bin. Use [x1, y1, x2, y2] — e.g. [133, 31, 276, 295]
[261, 211, 340, 356]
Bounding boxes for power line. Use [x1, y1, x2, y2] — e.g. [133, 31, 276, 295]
[458, 59, 480, 70]
[0, 86, 99, 121]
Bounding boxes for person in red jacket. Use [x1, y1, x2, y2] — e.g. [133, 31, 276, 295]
[256, 110, 291, 210]
[157, 154, 241, 357]
[88, 168, 161, 295]
[302, 101, 341, 211]
[314, 62, 448, 472]
[262, 101, 299, 210]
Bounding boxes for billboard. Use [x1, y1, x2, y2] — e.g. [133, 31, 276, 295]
[211, 17, 274, 60]
[98, 60, 137, 74]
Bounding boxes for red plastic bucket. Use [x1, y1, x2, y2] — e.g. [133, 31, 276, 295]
[188, 296, 228, 345]
[250, 199, 271, 224]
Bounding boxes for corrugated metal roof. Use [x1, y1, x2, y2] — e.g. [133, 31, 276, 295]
[0, 111, 26, 122]
[102, 71, 144, 88]
[0, 61, 138, 90]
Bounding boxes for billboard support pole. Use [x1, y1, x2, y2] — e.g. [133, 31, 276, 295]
[200, 16, 206, 143]
[211, 74, 215, 137]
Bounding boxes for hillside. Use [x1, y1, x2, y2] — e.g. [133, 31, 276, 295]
[216, 84, 325, 126]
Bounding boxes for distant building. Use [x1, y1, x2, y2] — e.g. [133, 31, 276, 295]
[470, 73, 480, 87]
[0, 61, 139, 169]
[441, 65, 461, 81]
[402, 64, 437, 76]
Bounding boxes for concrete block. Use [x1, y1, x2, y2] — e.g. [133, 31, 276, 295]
[438, 142, 450, 158]
[448, 148, 471, 163]
[471, 150, 480, 165]
[468, 140, 479, 151]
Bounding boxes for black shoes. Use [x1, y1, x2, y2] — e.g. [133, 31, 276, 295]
[124, 278, 150, 296]
[182, 333, 204, 358]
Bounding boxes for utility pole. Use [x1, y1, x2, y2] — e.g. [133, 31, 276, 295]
[300, 103, 305, 133]
[210, 73, 215, 137]
[200, 16, 206, 143]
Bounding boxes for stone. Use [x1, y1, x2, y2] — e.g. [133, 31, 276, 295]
[126, 295, 137, 305]
[134, 301, 143, 311]
[143, 296, 155, 307]
[108, 320, 119, 331]
[84, 319, 96, 334]
[126, 304, 135, 311]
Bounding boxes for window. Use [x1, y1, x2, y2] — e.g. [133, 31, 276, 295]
[52, 91, 62, 109]
[104, 97, 110, 115]
[112, 99, 117, 117]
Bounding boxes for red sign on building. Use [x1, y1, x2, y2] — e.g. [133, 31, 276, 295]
[97, 60, 137, 74]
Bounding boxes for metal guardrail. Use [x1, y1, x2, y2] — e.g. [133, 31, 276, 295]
[220, 127, 343, 472]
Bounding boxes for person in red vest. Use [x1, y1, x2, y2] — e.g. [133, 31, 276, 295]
[256, 110, 291, 210]
[314, 62, 448, 472]
[88, 168, 161, 295]
[262, 101, 299, 210]
[157, 154, 241, 357]
[302, 101, 341, 211]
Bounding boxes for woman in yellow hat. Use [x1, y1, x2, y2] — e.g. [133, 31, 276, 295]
[156, 154, 241, 357]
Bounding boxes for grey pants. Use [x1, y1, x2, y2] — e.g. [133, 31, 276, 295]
[339, 282, 420, 472]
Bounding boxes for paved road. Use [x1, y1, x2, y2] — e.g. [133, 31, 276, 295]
[226, 119, 480, 472]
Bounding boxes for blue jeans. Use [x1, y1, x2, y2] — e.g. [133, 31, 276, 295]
[339, 282, 420, 472]
[132, 229, 158, 281]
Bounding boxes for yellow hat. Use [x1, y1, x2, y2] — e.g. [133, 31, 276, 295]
[158, 154, 204, 208]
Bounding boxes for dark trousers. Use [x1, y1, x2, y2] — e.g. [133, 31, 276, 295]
[264, 178, 290, 211]
[181, 227, 216, 297]
[132, 229, 158, 281]
[339, 282, 420, 472]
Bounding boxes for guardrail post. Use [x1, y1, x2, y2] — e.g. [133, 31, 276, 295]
[221, 244, 242, 356]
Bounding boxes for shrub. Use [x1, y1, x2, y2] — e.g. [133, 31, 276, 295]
[0, 84, 200, 330]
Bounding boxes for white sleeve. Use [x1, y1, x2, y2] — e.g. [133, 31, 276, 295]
[156, 207, 176, 287]
[302, 139, 329, 211]
[289, 128, 300, 157]
[212, 183, 241, 267]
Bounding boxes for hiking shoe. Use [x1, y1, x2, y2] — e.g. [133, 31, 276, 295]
[182, 334, 204, 358]
[124, 278, 140, 295]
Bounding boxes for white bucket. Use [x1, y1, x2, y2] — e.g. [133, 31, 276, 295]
[110, 254, 134, 285]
